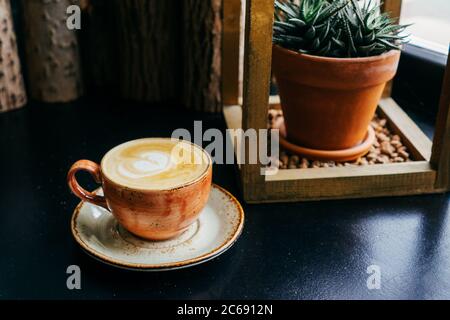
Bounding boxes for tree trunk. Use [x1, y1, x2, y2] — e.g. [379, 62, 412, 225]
[182, 0, 222, 112]
[21, 0, 83, 103]
[79, 0, 223, 112]
[114, 0, 179, 103]
[79, 0, 118, 93]
[0, 0, 27, 112]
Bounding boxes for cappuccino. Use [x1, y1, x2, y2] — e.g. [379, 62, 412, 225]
[101, 138, 210, 190]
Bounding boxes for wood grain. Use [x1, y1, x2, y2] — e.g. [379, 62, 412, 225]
[223, 104, 243, 170]
[0, 0, 26, 112]
[381, 0, 403, 23]
[222, 0, 241, 106]
[241, 0, 274, 199]
[252, 166, 436, 203]
[22, 0, 83, 103]
[378, 97, 432, 161]
[183, 0, 222, 112]
[114, 0, 178, 103]
[431, 52, 450, 190]
[265, 161, 433, 182]
[79, 0, 118, 93]
[381, 0, 403, 98]
[113, 0, 222, 111]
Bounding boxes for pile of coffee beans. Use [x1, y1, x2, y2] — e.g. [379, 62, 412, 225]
[268, 109, 412, 169]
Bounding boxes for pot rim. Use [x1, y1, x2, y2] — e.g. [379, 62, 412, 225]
[273, 44, 400, 63]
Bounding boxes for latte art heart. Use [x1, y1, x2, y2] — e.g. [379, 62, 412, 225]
[102, 138, 210, 190]
[118, 152, 174, 179]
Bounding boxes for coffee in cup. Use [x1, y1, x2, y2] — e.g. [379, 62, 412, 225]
[67, 138, 212, 240]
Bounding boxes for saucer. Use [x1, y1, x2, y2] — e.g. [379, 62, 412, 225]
[273, 116, 375, 162]
[71, 184, 244, 271]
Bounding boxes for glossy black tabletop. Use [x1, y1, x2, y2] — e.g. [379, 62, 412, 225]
[1, 98, 449, 300]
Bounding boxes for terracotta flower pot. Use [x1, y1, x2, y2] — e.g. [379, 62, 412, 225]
[272, 45, 401, 153]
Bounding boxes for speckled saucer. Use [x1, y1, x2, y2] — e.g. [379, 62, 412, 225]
[71, 184, 244, 271]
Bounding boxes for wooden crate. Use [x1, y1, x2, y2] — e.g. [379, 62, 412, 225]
[222, 0, 450, 203]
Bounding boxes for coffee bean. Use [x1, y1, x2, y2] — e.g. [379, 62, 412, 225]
[326, 161, 336, 167]
[280, 153, 288, 165]
[381, 141, 395, 156]
[312, 161, 321, 168]
[391, 140, 402, 148]
[344, 163, 354, 167]
[373, 140, 380, 148]
[376, 155, 390, 164]
[398, 150, 409, 159]
[359, 158, 368, 165]
[367, 152, 378, 161]
[376, 132, 389, 142]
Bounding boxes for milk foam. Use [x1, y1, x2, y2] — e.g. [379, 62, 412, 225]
[102, 139, 210, 190]
[117, 151, 173, 179]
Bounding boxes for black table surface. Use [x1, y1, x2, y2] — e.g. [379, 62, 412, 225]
[1, 98, 449, 300]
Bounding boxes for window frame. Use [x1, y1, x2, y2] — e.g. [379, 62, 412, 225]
[392, 42, 448, 120]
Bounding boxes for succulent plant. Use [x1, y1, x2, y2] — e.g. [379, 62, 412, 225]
[273, 0, 410, 57]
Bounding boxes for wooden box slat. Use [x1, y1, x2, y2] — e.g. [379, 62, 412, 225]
[223, 96, 444, 203]
[381, 0, 403, 97]
[431, 50, 450, 190]
[222, 0, 241, 106]
[378, 98, 432, 161]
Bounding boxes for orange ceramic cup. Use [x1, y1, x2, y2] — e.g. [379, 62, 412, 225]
[67, 139, 212, 241]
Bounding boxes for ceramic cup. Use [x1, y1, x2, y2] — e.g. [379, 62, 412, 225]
[67, 138, 212, 241]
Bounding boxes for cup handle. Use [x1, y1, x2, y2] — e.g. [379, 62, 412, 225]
[67, 160, 109, 210]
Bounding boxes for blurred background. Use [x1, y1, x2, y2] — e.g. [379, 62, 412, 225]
[4, 0, 222, 114]
[1, 0, 449, 116]
[401, 0, 450, 53]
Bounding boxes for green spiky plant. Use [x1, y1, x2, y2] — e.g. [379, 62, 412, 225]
[273, 0, 410, 57]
